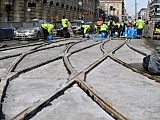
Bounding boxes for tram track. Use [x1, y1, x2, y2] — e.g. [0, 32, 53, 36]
[0, 38, 94, 118]
[0, 38, 83, 79]
[110, 39, 160, 82]
[0, 38, 75, 60]
[8, 38, 128, 120]
[0, 37, 160, 120]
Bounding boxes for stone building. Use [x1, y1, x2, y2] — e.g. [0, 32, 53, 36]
[99, 0, 124, 22]
[149, 0, 160, 21]
[0, 0, 99, 22]
[138, 8, 147, 21]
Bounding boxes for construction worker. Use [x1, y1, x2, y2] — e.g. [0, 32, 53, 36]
[132, 19, 137, 27]
[119, 21, 124, 36]
[96, 18, 103, 34]
[61, 15, 69, 37]
[136, 17, 145, 39]
[94, 23, 98, 33]
[81, 24, 91, 38]
[99, 22, 108, 38]
[108, 17, 116, 37]
[41, 23, 54, 40]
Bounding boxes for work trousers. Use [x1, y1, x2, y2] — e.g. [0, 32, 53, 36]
[42, 27, 49, 40]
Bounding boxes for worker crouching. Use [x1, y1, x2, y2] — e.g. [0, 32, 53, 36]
[99, 22, 108, 38]
[81, 24, 91, 38]
[96, 18, 103, 34]
[41, 23, 55, 40]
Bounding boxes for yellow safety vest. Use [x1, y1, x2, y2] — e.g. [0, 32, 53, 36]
[41, 24, 54, 34]
[61, 18, 68, 28]
[82, 25, 90, 33]
[100, 24, 108, 31]
[136, 19, 145, 29]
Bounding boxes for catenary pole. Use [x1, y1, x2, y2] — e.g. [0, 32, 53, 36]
[135, 0, 137, 19]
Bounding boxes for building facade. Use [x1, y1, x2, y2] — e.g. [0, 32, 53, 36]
[99, 0, 124, 22]
[138, 8, 147, 21]
[149, 0, 160, 21]
[0, 0, 99, 22]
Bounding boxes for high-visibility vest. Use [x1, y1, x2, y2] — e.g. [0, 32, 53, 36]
[136, 19, 145, 29]
[108, 20, 116, 30]
[116, 23, 121, 28]
[133, 20, 137, 26]
[41, 24, 54, 34]
[61, 18, 68, 28]
[82, 25, 90, 33]
[100, 24, 108, 31]
[94, 24, 97, 31]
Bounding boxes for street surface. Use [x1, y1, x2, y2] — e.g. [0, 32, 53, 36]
[0, 37, 160, 120]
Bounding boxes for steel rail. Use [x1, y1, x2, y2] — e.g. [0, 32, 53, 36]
[126, 40, 147, 56]
[3, 41, 78, 75]
[9, 39, 86, 119]
[0, 53, 22, 60]
[63, 40, 129, 120]
[0, 38, 84, 81]
[0, 38, 75, 61]
[109, 55, 160, 83]
[69, 41, 102, 56]
[0, 41, 44, 51]
[0, 37, 67, 52]
[11, 80, 76, 120]
[64, 40, 103, 81]
[111, 39, 160, 82]
[75, 79, 130, 120]
[76, 40, 127, 80]
[7, 39, 129, 120]
[100, 39, 109, 54]
[0, 39, 83, 119]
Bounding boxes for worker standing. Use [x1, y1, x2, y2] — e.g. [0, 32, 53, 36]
[61, 15, 69, 38]
[41, 23, 54, 40]
[108, 18, 116, 36]
[136, 17, 145, 39]
[108, 17, 116, 37]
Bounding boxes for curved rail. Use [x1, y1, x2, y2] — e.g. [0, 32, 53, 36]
[1, 37, 158, 120]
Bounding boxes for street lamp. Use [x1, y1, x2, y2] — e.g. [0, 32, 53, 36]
[78, 1, 83, 20]
[27, 8, 31, 20]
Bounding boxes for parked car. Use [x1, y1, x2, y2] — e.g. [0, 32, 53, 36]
[70, 21, 77, 34]
[53, 21, 77, 37]
[52, 20, 84, 37]
[52, 21, 63, 37]
[85, 22, 95, 33]
[14, 20, 48, 39]
[70, 20, 84, 34]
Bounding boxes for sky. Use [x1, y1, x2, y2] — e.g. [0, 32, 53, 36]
[124, 0, 149, 16]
